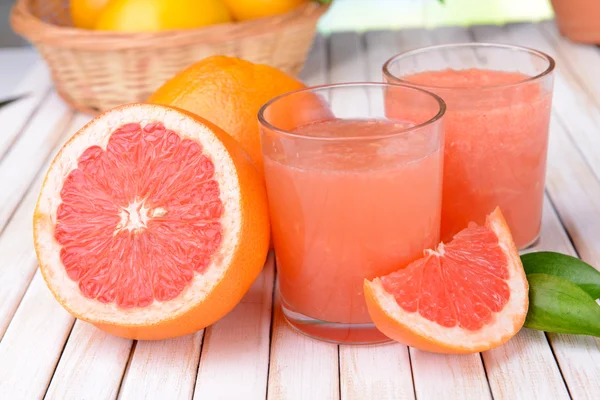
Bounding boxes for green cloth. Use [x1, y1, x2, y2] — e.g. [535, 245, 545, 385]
[317, 0, 554, 33]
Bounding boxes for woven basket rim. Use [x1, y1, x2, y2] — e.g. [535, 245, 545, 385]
[11, 0, 330, 51]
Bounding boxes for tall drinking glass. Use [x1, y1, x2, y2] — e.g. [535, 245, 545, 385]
[258, 83, 445, 344]
[384, 44, 555, 250]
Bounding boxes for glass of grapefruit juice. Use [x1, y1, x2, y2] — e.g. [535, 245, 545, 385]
[258, 83, 446, 344]
[384, 43, 555, 250]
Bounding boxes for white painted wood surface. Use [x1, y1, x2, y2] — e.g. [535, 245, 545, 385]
[194, 255, 275, 400]
[0, 272, 74, 399]
[2, 23, 600, 400]
[472, 23, 600, 399]
[267, 290, 340, 400]
[333, 30, 416, 400]
[45, 322, 132, 400]
[118, 332, 204, 400]
[266, 35, 341, 400]
[383, 27, 497, 399]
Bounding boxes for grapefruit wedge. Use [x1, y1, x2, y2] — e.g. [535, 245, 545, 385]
[33, 103, 270, 340]
[364, 208, 528, 354]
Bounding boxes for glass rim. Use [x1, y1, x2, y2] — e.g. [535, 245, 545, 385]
[382, 42, 556, 91]
[257, 82, 446, 142]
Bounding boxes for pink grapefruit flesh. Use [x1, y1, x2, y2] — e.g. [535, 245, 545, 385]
[364, 207, 529, 354]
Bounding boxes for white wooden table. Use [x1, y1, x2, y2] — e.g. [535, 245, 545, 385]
[1, 21, 599, 400]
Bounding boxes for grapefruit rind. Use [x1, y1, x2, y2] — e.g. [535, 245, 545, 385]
[364, 208, 528, 353]
[34, 104, 243, 327]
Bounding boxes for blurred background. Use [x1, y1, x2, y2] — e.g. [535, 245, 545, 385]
[0, 0, 554, 47]
[318, 0, 553, 33]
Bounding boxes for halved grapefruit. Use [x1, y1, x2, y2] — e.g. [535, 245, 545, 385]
[33, 103, 270, 340]
[364, 208, 528, 354]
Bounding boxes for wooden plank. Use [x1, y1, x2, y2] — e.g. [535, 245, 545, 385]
[526, 195, 600, 400]
[45, 321, 132, 400]
[429, 26, 474, 44]
[396, 28, 435, 50]
[0, 112, 90, 399]
[540, 21, 600, 109]
[0, 271, 74, 399]
[483, 196, 580, 399]
[546, 333, 600, 400]
[329, 32, 369, 115]
[364, 31, 398, 82]
[299, 34, 328, 86]
[118, 332, 203, 400]
[267, 33, 340, 400]
[369, 27, 505, 400]
[28, 111, 133, 400]
[339, 344, 415, 400]
[0, 170, 45, 337]
[0, 91, 74, 229]
[333, 30, 418, 400]
[194, 255, 275, 400]
[0, 59, 53, 160]
[535, 115, 600, 399]
[266, 289, 340, 400]
[329, 32, 367, 82]
[385, 27, 493, 400]
[0, 48, 40, 94]
[0, 113, 87, 338]
[480, 327, 569, 400]
[414, 26, 570, 399]
[466, 26, 600, 395]
[410, 351, 491, 399]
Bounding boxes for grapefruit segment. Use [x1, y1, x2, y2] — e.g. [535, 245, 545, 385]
[34, 103, 270, 340]
[364, 208, 528, 354]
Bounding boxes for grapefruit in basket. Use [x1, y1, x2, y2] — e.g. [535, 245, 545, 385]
[365, 208, 529, 354]
[71, 0, 111, 29]
[223, 0, 308, 21]
[33, 103, 270, 340]
[95, 0, 232, 32]
[148, 56, 305, 175]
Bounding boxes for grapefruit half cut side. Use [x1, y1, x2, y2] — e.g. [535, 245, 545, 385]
[364, 208, 528, 354]
[33, 103, 270, 340]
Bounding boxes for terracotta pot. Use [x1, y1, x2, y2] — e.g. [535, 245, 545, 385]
[551, 0, 600, 43]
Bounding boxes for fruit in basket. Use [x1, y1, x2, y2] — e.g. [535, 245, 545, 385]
[223, 0, 308, 21]
[95, 0, 232, 32]
[71, 0, 111, 29]
[33, 103, 270, 340]
[364, 207, 529, 354]
[148, 56, 305, 174]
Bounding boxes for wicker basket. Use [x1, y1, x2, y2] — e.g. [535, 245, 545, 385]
[11, 0, 329, 114]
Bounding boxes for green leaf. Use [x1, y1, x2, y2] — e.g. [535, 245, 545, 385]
[524, 273, 600, 337]
[313, 0, 333, 4]
[521, 252, 600, 299]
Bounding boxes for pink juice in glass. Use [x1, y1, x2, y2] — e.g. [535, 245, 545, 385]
[264, 119, 442, 340]
[259, 82, 445, 344]
[403, 68, 552, 248]
[384, 43, 555, 250]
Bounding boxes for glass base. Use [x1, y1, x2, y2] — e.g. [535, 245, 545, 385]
[518, 233, 541, 252]
[281, 303, 392, 345]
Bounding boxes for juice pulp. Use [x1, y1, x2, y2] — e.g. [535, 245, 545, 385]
[263, 118, 443, 325]
[404, 69, 552, 248]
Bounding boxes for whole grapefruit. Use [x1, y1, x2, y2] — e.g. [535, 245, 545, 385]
[34, 103, 270, 340]
[71, 0, 111, 29]
[95, 0, 232, 32]
[148, 56, 306, 175]
[223, 0, 308, 21]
